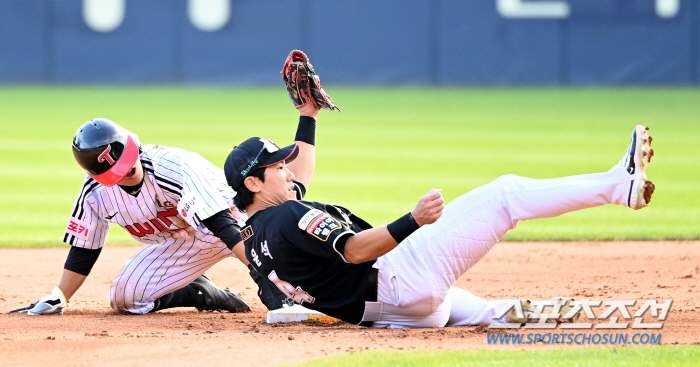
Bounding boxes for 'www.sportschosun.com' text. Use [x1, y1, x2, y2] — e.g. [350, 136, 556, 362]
[486, 332, 661, 345]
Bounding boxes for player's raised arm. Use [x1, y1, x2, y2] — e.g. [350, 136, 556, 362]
[287, 104, 319, 188]
[280, 49, 339, 189]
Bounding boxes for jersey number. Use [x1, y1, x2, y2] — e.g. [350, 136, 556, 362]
[124, 208, 178, 237]
[268, 270, 316, 305]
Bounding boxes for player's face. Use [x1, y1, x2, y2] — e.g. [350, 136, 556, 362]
[260, 161, 296, 205]
[117, 160, 144, 186]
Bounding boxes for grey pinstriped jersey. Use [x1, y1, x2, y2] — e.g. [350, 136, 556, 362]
[63, 144, 246, 249]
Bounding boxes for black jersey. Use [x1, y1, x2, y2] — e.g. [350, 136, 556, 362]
[242, 182, 376, 324]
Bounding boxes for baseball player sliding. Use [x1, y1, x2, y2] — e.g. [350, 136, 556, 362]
[222, 50, 656, 328]
[10, 108, 317, 315]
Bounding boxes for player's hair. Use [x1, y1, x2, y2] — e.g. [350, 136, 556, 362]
[233, 168, 266, 212]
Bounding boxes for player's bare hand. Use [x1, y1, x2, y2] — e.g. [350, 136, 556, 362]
[411, 189, 444, 226]
[298, 103, 320, 118]
[171, 225, 196, 240]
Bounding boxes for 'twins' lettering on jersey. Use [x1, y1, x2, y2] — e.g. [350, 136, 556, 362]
[123, 208, 178, 237]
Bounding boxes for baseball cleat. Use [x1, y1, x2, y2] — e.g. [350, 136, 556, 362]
[542, 297, 581, 323]
[190, 275, 251, 313]
[505, 299, 536, 324]
[630, 179, 655, 210]
[616, 125, 655, 210]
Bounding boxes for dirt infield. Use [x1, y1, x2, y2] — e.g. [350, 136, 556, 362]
[1, 242, 698, 367]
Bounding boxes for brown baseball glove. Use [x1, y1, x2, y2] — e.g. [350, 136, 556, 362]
[281, 50, 340, 112]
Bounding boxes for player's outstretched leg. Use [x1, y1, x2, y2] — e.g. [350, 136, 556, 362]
[442, 287, 513, 326]
[444, 287, 580, 326]
[483, 124, 654, 237]
[373, 126, 655, 328]
[439, 124, 654, 281]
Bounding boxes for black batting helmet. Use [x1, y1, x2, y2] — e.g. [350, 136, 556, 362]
[72, 118, 141, 187]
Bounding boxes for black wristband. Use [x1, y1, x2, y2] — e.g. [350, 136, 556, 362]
[295, 116, 316, 145]
[386, 212, 420, 243]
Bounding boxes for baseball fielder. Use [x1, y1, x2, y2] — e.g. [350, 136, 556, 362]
[226, 123, 654, 328]
[220, 51, 656, 328]
[9, 114, 310, 315]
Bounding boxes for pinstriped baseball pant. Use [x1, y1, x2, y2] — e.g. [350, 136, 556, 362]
[370, 168, 635, 328]
[109, 234, 234, 314]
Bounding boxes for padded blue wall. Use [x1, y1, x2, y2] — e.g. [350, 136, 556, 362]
[565, 0, 694, 84]
[0, 0, 697, 85]
[0, 1, 51, 82]
[437, 1, 563, 85]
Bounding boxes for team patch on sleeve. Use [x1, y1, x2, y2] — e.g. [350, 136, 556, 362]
[66, 217, 91, 241]
[297, 209, 341, 242]
[240, 225, 254, 241]
[177, 192, 203, 226]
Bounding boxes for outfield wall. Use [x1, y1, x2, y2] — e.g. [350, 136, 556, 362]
[1, 0, 698, 85]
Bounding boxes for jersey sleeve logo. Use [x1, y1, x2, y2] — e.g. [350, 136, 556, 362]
[177, 192, 203, 225]
[297, 208, 341, 242]
[241, 225, 254, 241]
[66, 217, 91, 241]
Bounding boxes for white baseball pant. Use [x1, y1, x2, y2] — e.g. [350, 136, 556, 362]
[109, 234, 234, 314]
[370, 168, 634, 328]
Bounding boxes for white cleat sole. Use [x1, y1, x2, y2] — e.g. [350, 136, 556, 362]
[629, 179, 656, 210]
[628, 125, 653, 176]
[625, 125, 655, 210]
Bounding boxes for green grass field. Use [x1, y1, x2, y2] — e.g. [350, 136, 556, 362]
[291, 346, 700, 367]
[0, 87, 698, 247]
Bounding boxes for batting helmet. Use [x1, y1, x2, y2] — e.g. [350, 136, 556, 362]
[72, 118, 141, 187]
